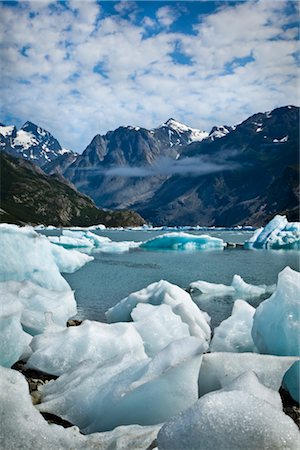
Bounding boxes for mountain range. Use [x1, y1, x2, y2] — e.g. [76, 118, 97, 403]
[1, 105, 299, 226]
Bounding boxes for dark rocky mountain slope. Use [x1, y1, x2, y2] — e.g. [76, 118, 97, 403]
[0, 152, 145, 227]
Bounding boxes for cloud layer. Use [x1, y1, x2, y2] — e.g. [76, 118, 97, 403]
[0, 0, 299, 152]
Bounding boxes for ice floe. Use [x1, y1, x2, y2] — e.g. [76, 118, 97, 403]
[189, 274, 275, 297]
[245, 215, 300, 249]
[158, 372, 299, 450]
[38, 337, 205, 433]
[140, 232, 225, 251]
[252, 266, 300, 401]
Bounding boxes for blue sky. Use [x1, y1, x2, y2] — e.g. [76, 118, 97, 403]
[0, 0, 299, 152]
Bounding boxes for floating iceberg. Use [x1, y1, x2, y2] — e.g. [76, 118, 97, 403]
[189, 274, 275, 297]
[0, 366, 161, 450]
[210, 299, 257, 353]
[49, 244, 93, 273]
[27, 319, 147, 376]
[49, 229, 140, 254]
[198, 352, 298, 397]
[38, 337, 205, 433]
[252, 266, 300, 401]
[0, 295, 31, 367]
[0, 224, 70, 291]
[158, 372, 299, 450]
[0, 280, 77, 336]
[106, 280, 211, 345]
[140, 232, 225, 251]
[245, 215, 300, 249]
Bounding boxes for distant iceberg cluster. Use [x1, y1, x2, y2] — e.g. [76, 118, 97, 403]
[0, 222, 299, 449]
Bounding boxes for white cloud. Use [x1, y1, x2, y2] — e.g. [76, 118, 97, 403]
[0, 0, 298, 152]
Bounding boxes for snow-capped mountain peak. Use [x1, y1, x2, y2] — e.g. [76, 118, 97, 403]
[158, 118, 209, 144]
[208, 125, 234, 141]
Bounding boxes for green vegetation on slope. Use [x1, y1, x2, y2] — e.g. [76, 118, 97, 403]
[0, 152, 145, 227]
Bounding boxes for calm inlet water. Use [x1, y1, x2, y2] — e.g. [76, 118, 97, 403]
[56, 230, 300, 328]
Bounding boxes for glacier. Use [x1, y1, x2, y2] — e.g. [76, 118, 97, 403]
[158, 371, 299, 450]
[245, 215, 300, 249]
[140, 232, 225, 251]
[252, 266, 300, 401]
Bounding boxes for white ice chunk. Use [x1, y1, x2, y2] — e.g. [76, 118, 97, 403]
[0, 224, 70, 291]
[198, 352, 299, 396]
[106, 280, 211, 345]
[157, 383, 299, 450]
[252, 266, 300, 401]
[0, 366, 161, 450]
[50, 243, 94, 273]
[189, 274, 275, 297]
[210, 299, 257, 353]
[0, 280, 77, 336]
[132, 303, 190, 357]
[245, 215, 300, 249]
[38, 337, 204, 433]
[141, 232, 225, 251]
[221, 371, 283, 410]
[0, 296, 31, 367]
[27, 320, 147, 375]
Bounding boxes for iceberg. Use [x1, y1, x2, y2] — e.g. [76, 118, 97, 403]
[0, 295, 31, 367]
[140, 232, 225, 251]
[158, 372, 299, 450]
[198, 352, 299, 397]
[0, 280, 77, 336]
[0, 224, 70, 291]
[252, 266, 300, 401]
[50, 243, 94, 273]
[49, 229, 140, 254]
[0, 366, 161, 450]
[189, 274, 275, 297]
[210, 299, 257, 353]
[245, 215, 300, 249]
[27, 319, 147, 375]
[38, 337, 205, 433]
[106, 280, 211, 344]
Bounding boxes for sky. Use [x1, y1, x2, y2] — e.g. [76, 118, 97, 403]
[0, 0, 299, 153]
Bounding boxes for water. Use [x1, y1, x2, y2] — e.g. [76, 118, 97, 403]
[58, 230, 300, 327]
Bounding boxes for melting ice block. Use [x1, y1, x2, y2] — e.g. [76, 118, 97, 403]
[0, 280, 77, 335]
[198, 352, 299, 396]
[27, 319, 147, 375]
[189, 274, 274, 297]
[245, 215, 300, 249]
[158, 374, 300, 450]
[39, 337, 205, 433]
[0, 366, 161, 450]
[0, 295, 31, 367]
[252, 266, 300, 401]
[0, 224, 70, 291]
[106, 280, 211, 345]
[140, 232, 225, 251]
[210, 299, 257, 353]
[132, 303, 190, 357]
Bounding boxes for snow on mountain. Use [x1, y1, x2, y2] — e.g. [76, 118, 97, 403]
[0, 121, 72, 166]
[158, 118, 209, 145]
[208, 125, 234, 141]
